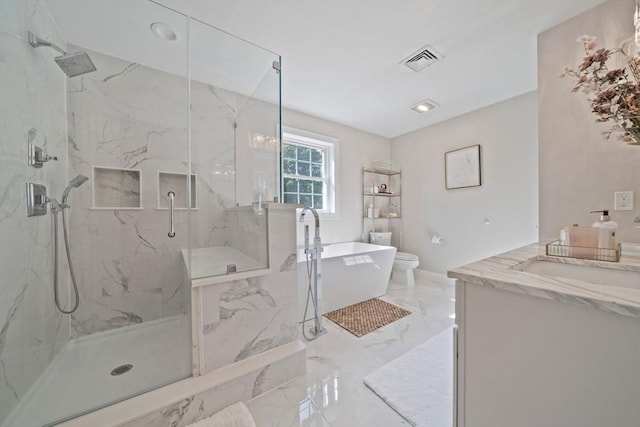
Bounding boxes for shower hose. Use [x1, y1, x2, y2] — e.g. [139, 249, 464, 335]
[53, 207, 80, 314]
[301, 253, 320, 341]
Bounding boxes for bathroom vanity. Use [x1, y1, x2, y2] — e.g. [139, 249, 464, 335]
[448, 243, 640, 427]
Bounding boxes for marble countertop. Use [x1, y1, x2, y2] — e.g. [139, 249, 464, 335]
[447, 242, 640, 318]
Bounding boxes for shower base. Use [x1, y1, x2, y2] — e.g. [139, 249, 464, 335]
[4, 315, 190, 427]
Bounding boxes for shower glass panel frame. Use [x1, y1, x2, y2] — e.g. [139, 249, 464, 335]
[188, 15, 281, 281]
[0, 0, 281, 425]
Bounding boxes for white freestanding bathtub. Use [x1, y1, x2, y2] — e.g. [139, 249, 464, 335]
[297, 242, 396, 321]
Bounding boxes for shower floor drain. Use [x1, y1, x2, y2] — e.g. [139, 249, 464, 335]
[111, 364, 133, 376]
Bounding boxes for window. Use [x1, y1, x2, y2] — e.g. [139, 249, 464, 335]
[281, 127, 337, 214]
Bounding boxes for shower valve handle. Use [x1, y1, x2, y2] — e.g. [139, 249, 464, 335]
[168, 191, 176, 238]
[36, 151, 58, 162]
[28, 143, 58, 168]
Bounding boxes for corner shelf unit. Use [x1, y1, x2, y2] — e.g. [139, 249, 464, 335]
[362, 167, 401, 242]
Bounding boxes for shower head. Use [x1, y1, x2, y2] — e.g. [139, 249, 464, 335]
[61, 175, 89, 205]
[55, 52, 97, 78]
[28, 31, 96, 78]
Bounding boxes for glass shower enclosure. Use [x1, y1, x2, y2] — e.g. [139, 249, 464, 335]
[0, 0, 280, 425]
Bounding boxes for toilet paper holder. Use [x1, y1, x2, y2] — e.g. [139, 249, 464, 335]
[430, 235, 444, 244]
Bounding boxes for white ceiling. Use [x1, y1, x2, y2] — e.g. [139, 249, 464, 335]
[46, 0, 606, 138]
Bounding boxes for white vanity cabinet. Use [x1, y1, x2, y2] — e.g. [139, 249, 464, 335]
[449, 244, 640, 427]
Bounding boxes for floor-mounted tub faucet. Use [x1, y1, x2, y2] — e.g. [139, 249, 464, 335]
[299, 207, 326, 339]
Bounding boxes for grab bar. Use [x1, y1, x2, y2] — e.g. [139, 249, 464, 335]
[167, 191, 175, 238]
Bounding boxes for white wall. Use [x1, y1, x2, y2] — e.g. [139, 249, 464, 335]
[538, 0, 640, 243]
[391, 92, 539, 274]
[282, 109, 391, 245]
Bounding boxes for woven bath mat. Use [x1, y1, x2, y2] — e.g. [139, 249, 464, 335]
[324, 298, 411, 337]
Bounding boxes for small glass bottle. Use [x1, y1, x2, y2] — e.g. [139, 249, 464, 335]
[253, 175, 266, 215]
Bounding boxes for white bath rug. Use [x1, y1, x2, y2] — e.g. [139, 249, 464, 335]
[363, 327, 453, 427]
[186, 402, 257, 427]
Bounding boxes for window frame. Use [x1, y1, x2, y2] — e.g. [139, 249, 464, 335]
[281, 126, 338, 217]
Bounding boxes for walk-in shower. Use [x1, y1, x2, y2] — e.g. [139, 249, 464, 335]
[27, 31, 97, 77]
[0, 0, 281, 425]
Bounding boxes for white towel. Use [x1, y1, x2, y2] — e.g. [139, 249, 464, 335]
[186, 402, 257, 427]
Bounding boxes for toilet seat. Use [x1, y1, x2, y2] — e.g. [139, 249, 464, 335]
[395, 252, 418, 261]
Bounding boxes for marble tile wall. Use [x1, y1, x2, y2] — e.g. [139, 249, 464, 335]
[66, 46, 192, 337]
[227, 207, 269, 267]
[189, 70, 238, 250]
[200, 206, 299, 374]
[66, 46, 276, 337]
[93, 167, 142, 208]
[0, 0, 70, 422]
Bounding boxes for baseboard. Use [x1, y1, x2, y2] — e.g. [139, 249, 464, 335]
[58, 341, 307, 427]
[414, 269, 455, 286]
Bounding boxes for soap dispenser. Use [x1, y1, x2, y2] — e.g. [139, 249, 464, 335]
[590, 210, 618, 249]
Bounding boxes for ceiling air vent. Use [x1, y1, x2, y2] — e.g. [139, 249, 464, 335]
[400, 44, 443, 72]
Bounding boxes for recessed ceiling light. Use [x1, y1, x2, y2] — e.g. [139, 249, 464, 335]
[151, 22, 178, 41]
[411, 99, 438, 113]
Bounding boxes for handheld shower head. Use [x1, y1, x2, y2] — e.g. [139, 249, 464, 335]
[61, 175, 89, 205]
[70, 174, 90, 188]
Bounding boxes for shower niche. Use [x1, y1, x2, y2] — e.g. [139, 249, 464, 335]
[157, 172, 197, 209]
[92, 166, 142, 209]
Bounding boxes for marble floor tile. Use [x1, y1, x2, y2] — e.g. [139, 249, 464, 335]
[247, 277, 454, 427]
[247, 376, 334, 427]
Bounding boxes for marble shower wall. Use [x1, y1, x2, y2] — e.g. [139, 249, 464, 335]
[66, 46, 191, 337]
[190, 73, 238, 249]
[66, 47, 274, 337]
[0, 0, 70, 422]
[227, 208, 269, 267]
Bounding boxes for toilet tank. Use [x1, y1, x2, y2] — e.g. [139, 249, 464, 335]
[370, 232, 392, 246]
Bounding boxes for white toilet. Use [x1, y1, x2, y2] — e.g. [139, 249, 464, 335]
[370, 232, 420, 287]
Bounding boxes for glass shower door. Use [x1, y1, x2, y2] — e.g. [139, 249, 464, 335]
[1, 1, 282, 425]
[188, 16, 281, 280]
[0, 1, 193, 425]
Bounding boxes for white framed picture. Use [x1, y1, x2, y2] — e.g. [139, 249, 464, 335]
[445, 144, 481, 190]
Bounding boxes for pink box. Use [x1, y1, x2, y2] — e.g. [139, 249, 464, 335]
[568, 226, 599, 258]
